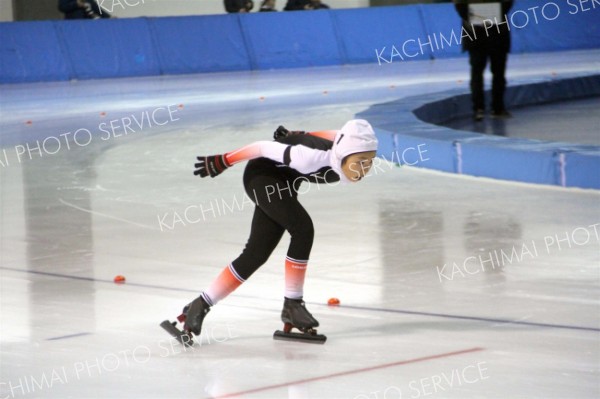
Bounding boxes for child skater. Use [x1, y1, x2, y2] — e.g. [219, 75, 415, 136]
[164, 119, 378, 344]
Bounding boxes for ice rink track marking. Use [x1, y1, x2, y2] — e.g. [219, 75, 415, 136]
[342, 305, 600, 333]
[58, 198, 161, 231]
[2, 266, 598, 334]
[46, 332, 93, 341]
[209, 347, 485, 399]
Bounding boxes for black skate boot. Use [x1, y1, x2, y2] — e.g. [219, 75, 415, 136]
[273, 297, 326, 344]
[183, 295, 211, 335]
[160, 295, 210, 347]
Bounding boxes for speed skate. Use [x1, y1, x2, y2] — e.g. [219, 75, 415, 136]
[273, 297, 327, 344]
[273, 323, 327, 344]
[160, 313, 194, 347]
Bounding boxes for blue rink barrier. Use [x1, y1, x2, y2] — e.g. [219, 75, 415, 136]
[149, 16, 251, 74]
[358, 74, 600, 190]
[1, 0, 599, 83]
[55, 18, 161, 80]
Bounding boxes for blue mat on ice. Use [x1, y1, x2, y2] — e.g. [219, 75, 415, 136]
[357, 74, 600, 190]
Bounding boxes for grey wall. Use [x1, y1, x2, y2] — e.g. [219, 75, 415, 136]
[7, 0, 372, 21]
[4, 0, 451, 22]
[1, 0, 14, 21]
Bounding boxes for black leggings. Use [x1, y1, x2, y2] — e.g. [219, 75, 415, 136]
[469, 46, 508, 113]
[231, 176, 314, 280]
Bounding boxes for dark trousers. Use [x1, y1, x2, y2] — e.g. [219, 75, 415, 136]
[231, 176, 314, 280]
[469, 46, 508, 113]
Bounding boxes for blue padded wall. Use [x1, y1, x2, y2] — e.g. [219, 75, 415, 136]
[55, 18, 160, 80]
[0, 21, 71, 82]
[510, 0, 600, 53]
[393, 132, 457, 173]
[332, 6, 430, 64]
[416, 4, 464, 60]
[564, 150, 600, 190]
[458, 138, 559, 185]
[360, 74, 600, 190]
[149, 16, 251, 74]
[1, 0, 599, 83]
[240, 10, 342, 69]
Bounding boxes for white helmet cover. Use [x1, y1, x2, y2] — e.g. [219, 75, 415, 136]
[330, 119, 379, 182]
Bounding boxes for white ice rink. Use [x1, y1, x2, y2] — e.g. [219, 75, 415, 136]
[1, 50, 599, 399]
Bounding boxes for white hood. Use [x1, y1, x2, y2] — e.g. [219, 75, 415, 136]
[330, 119, 379, 183]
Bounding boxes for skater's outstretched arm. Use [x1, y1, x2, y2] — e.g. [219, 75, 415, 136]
[194, 140, 330, 178]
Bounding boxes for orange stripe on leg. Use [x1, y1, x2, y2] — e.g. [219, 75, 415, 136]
[285, 258, 308, 299]
[204, 264, 244, 306]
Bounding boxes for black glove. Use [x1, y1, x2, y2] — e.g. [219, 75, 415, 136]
[194, 155, 231, 178]
[273, 125, 306, 140]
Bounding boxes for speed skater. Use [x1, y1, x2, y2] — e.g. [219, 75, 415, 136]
[161, 119, 378, 345]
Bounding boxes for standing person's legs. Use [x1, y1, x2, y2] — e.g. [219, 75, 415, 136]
[469, 47, 488, 117]
[490, 48, 509, 114]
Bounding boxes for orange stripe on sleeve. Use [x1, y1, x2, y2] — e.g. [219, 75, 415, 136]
[307, 130, 338, 141]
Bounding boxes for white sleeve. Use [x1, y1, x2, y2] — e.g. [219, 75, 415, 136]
[225, 141, 331, 174]
[287, 145, 331, 174]
[259, 141, 288, 163]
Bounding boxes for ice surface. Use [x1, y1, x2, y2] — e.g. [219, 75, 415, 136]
[1, 50, 599, 399]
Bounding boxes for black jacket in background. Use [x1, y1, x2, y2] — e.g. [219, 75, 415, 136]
[224, 0, 254, 13]
[58, 0, 111, 19]
[454, 1, 514, 52]
[284, 0, 329, 11]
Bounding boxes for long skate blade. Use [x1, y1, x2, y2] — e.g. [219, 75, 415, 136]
[160, 320, 194, 347]
[273, 330, 327, 344]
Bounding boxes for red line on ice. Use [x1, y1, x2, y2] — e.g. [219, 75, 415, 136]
[211, 346, 485, 398]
